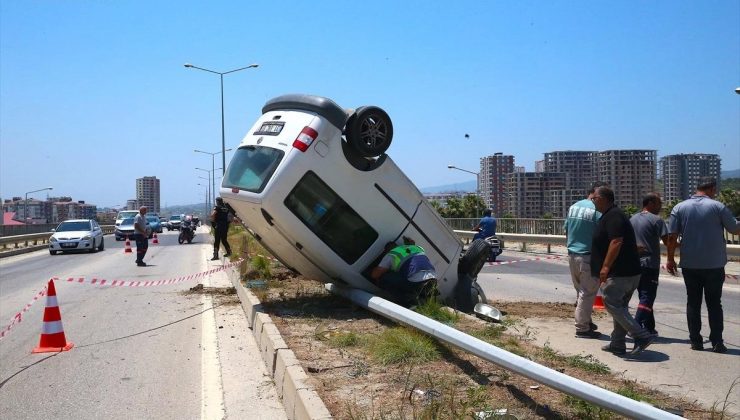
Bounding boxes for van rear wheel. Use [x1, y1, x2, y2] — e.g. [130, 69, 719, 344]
[345, 106, 393, 157]
[458, 239, 490, 278]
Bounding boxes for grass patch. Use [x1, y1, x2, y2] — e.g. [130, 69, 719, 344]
[414, 298, 460, 325]
[564, 395, 614, 419]
[369, 327, 440, 365]
[616, 380, 655, 405]
[251, 254, 272, 279]
[566, 354, 611, 375]
[328, 331, 362, 348]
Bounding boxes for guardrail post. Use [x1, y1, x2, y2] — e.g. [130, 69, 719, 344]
[547, 243, 551, 253]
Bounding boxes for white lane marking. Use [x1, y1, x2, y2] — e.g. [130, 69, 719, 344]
[201, 251, 225, 420]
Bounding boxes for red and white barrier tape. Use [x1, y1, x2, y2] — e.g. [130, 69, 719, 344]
[0, 284, 49, 339]
[0, 258, 243, 341]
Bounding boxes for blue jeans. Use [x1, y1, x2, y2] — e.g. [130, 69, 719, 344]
[634, 268, 659, 333]
[682, 268, 725, 346]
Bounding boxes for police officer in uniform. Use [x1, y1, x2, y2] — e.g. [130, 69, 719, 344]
[210, 197, 237, 261]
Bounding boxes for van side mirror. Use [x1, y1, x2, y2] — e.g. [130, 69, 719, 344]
[50, 229, 56, 233]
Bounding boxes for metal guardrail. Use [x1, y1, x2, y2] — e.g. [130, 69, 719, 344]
[453, 230, 740, 257]
[0, 226, 115, 251]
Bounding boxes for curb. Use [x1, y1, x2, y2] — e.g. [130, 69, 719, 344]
[226, 265, 333, 420]
[0, 244, 48, 258]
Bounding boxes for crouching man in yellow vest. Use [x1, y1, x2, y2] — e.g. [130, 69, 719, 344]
[371, 237, 438, 307]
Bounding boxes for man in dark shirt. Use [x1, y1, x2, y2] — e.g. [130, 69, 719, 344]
[591, 186, 653, 356]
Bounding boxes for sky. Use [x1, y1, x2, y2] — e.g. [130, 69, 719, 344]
[1, 1, 738, 207]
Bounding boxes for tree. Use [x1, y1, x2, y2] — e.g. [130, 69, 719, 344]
[623, 204, 639, 217]
[717, 188, 740, 217]
[661, 199, 680, 219]
[721, 178, 740, 191]
[461, 194, 486, 218]
[443, 197, 464, 218]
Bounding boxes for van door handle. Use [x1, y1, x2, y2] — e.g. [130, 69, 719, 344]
[260, 208, 274, 226]
[295, 242, 303, 250]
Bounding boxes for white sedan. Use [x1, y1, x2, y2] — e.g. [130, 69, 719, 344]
[49, 219, 105, 255]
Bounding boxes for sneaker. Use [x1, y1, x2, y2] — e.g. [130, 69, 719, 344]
[648, 329, 659, 336]
[601, 344, 626, 356]
[589, 322, 598, 332]
[690, 342, 704, 351]
[712, 343, 727, 354]
[210, 256, 219, 261]
[575, 330, 602, 339]
[630, 336, 655, 356]
[137, 262, 147, 267]
[224, 252, 231, 257]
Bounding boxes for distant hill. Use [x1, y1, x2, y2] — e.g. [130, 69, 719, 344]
[420, 180, 477, 194]
[722, 169, 740, 179]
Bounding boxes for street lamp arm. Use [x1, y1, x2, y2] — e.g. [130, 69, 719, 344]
[222, 64, 259, 75]
[447, 165, 478, 176]
[183, 63, 221, 75]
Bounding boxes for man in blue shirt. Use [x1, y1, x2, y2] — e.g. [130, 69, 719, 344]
[473, 209, 496, 241]
[564, 182, 607, 339]
[667, 177, 740, 353]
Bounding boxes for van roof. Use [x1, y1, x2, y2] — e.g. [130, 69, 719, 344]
[262, 94, 348, 130]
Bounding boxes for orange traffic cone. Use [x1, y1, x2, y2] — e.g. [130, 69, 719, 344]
[124, 238, 132, 253]
[33, 280, 74, 353]
[152, 233, 159, 244]
[593, 289, 606, 310]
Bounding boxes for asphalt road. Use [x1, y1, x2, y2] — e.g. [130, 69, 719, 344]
[476, 249, 740, 416]
[0, 228, 286, 420]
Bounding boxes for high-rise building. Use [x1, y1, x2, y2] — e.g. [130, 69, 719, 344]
[595, 150, 657, 209]
[543, 151, 597, 194]
[505, 172, 567, 218]
[534, 160, 545, 173]
[479, 153, 515, 216]
[660, 154, 721, 203]
[136, 176, 160, 213]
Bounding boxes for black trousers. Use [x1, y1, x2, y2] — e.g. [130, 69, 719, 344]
[213, 226, 231, 256]
[134, 233, 148, 263]
[634, 268, 659, 333]
[377, 271, 437, 307]
[682, 268, 725, 346]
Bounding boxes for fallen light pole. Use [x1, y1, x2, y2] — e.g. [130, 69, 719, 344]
[325, 283, 682, 420]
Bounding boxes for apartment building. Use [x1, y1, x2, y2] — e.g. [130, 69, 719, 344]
[660, 154, 721, 202]
[479, 153, 515, 216]
[505, 172, 567, 218]
[595, 150, 657, 209]
[136, 176, 160, 213]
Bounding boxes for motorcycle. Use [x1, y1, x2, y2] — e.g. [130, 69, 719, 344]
[178, 221, 195, 244]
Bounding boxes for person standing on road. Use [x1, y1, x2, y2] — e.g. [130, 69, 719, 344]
[210, 197, 237, 261]
[473, 209, 496, 241]
[630, 193, 669, 336]
[591, 186, 653, 356]
[371, 236, 438, 307]
[564, 181, 607, 339]
[133, 206, 149, 267]
[667, 177, 740, 353]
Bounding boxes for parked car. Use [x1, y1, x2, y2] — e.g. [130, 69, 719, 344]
[168, 214, 182, 231]
[220, 94, 489, 311]
[146, 215, 163, 235]
[49, 219, 105, 255]
[115, 218, 136, 240]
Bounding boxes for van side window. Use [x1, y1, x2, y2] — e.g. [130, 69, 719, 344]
[284, 171, 378, 264]
[223, 146, 284, 193]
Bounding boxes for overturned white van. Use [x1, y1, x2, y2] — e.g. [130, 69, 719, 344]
[220, 94, 489, 311]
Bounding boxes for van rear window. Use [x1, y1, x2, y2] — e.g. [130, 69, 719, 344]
[223, 146, 284, 193]
[284, 171, 378, 264]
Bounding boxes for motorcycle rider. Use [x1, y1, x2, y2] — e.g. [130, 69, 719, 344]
[180, 215, 195, 242]
[473, 209, 497, 241]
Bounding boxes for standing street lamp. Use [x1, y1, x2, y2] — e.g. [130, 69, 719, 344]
[184, 62, 259, 176]
[197, 183, 209, 217]
[25, 187, 53, 232]
[197, 176, 210, 211]
[195, 148, 231, 206]
[447, 165, 482, 218]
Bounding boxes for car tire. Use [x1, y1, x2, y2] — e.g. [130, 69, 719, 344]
[458, 239, 490, 278]
[344, 106, 393, 157]
[89, 239, 97, 253]
[98, 238, 105, 251]
[50, 250, 57, 255]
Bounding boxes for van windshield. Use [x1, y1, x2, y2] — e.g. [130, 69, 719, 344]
[224, 146, 284, 193]
[285, 171, 378, 264]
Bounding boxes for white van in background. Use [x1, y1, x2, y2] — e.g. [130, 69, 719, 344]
[220, 94, 489, 311]
[115, 210, 139, 227]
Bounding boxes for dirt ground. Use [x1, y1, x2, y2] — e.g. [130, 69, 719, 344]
[238, 264, 721, 420]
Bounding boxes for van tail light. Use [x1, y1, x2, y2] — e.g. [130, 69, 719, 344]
[293, 126, 318, 152]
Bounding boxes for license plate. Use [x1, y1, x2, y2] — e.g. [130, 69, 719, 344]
[61, 243, 77, 248]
